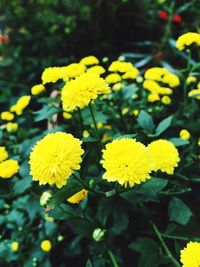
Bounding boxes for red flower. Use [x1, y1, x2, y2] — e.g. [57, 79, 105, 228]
[173, 15, 182, 23]
[158, 11, 168, 19]
[0, 36, 9, 43]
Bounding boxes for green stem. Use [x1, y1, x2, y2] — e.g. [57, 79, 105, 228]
[78, 108, 84, 133]
[159, 188, 191, 196]
[89, 102, 102, 149]
[151, 222, 180, 267]
[161, 233, 200, 242]
[108, 249, 119, 267]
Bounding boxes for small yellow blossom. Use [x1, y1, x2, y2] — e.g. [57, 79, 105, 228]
[87, 65, 105, 75]
[112, 82, 123, 91]
[161, 96, 171, 105]
[179, 129, 190, 140]
[83, 130, 90, 138]
[132, 110, 139, 116]
[6, 122, 18, 132]
[148, 94, 160, 103]
[0, 159, 19, 178]
[176, 32, 200, 51]
[109, 61, 135, 73]
[67, 189, 88, 204]
[11, 242, 19, 252]
[0, 146, 8, 163]
[80, 56, 99, 66]
[1, 111, 14, 121]
[41, 240, 52, 252]
[10, 96, 31, 115]
[122, 68, 139, 80]
[62, 112, 72, 119]
[186, 76, 197, 84]
[31, 84, 45, 95]
[105, 73, 121, 84]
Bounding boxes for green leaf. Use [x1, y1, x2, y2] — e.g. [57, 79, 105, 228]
[82, 137, 98, 143]
[113, 133, 137, 140]
[169, 138, 189, 147]
[120, 178, 168, 203]
[112, 205, 129, 234]
[129, 237, 161, 267]
[137, 110, 155, 134]
[33, 105, 60, 122]
[156, 115, 173, 136]
[123, 84, 139, 99]
[86, 259, 93, 267]
[168, 197, 193, 225]
[47, 176, 84, 208]
[13, 176, 32, 195]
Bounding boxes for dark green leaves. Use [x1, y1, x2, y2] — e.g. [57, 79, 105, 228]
[169, 138, 189, 147]
[33, 105, 60, 122]
[155, 115, 173, 136]
[137, 110, 155, 134]
[168, 197, 193, 225]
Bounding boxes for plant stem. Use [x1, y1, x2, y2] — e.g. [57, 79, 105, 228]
[89, 102, 102, 149]
[161, 233, 200, 242]
[108, 249, 119, 267]
[151, 222, 180, 267]
[78, 108, 84, 133]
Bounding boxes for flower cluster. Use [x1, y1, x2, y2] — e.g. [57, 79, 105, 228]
[0, 146, 19, 179]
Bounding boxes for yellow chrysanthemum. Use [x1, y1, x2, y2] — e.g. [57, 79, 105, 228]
[6, 122, 18, 132]
[0, 146, 8, 163]
[80, 56, 99, 66]
[162, 73, 180, 87]
[105, 73, 121, 84]
[0, 159, 19, 178]
[62, 63, 85, 79]
[42, 67, 65, 84]
[179, 129, 190, 140]
[102, 138, 152, 187]
[108, 61, 135, 73]
[148, 139, 180, 174]
[61, 73, 110, 112]
[87, 65, 105, 75]
[143, 80, 161, 94]
[11, 242, 19, 252]
[148, 94, 160, 103]
[1, 111, 14, 121]
[161, 96, 171, 105]
[188, 86, 200, 100]
[132, 110, 139, 116]
[62, 112, 72, 119]
[67, 189, 88, 204]
[29, 132, 84, 188]
[41, 240, 52, 252]
[31, 84, 45, 95]
[112, 82, 123, 91]
[186, 76, 197, 84]
[180, 241, 200, 267]
[10, 95, 31, 115]
[176, 32, 200, 51]
[122, 68, 139, 80]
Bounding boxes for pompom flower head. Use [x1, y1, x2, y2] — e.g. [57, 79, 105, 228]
[41, 240, 52, 252]
[29, 132, 84, 188]
[148, 139, 180, 174]
[180, 241, 200, 267]
[1, 111, 14, 121]
[101, 138, 152, 187]
[61, 73, 110, 112]
[10, 95, 31, 115]
[80, 55, 99, 66]
[176, 32, 200, 51]
[0, 159, 19, 178]
[31, 84, 45, 95]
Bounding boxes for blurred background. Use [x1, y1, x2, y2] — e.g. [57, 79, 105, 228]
[0, 0, 199, 108]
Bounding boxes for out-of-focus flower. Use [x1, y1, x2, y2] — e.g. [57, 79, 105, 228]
[40, 240, 52, 252]
[0, 147, 8, 163]
[186, 76, 197, 84]
[1, 111, 14, 121]
[40, 191, 52, 206]
[161, 96, 171, 105]
[6, 122, 18, 132]
[80, 56, 99, 66]
[179, 129, 190, 140]
[31, 84, 45, 95]
[11, 242, 19, 252]
[158, 11, 168, 19]
[0, 159, 19, 178]
[87, 65, 105, 75]
[176, 32, 200, 51]
[92, 228, 106, 242]
[10, 96, 31, 115]
[62, 112, 72, 119]
[173, 15, 182, 23]
[105, 73, 121, 84]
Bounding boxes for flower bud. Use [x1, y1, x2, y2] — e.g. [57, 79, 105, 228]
[92, 228, 106, 242]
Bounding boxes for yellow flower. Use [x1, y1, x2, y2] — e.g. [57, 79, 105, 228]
[122, 107, 129, 115]
[161, 96, 171, 105]
[112, 82, 123, 91]
[67, 189, 88, 204]
[198, 139, 200, 146]
[105, 73, 121, 84]
[41, 67, 65, 84]
[179, 129, 190, 140]
[162, 73, 180, 87]
[186, 76, 197, 84]
[1, 111, 14, 121]
[97, 122, 104, 129]
[148, 139, 180, 174]
[61, 73, 110, 112]
[180, 241, 200, 267]
[29, 132, 84, 188]
[188, 88, 200, 100]
[83, 130, 90, 138]
[102, 138, 151, 187]
[62, 63, 85, 79]
[41, 240, 52, 252]
[80, 56, 99, 66]
[10, 96, 31, 115]
[143, 80, 160, 94]
[132, 110, 139, 116]
[122, 68, 139, 80]
[62, 112, 72, 119]
[11, 242, 19, 252]
[6, 122, 18, 132]
[176, 32, 200, 51]
[0, 147, 8, 163]
[0, 159, 19, 178]
[148, 94, 160, 103]
[108, 61, 135, 73]
[40, 191, 52, 206]
[102, 133, 112, 142]
[87, 65, 105, 75]
[31, 84, 45, 95]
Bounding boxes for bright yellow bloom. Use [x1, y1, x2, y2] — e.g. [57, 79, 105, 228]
[179, 129, 190, 140]
[109, 61, 135, 73]
[143, 80, 160, 94]
[162, 73, 180, 87]
[67, 189, 88, 204]
[132, 110, 139, 116]
[180, 241, 200, 267]
[122, 68, 139, 80]
[161, 96, 171, 105]
[102, 138, 151, 187]
[83, 130, 90, 138]
[148, 139, 180, 174]
[186, 76, 197, 84]
[87, 65, 105, 75]
[10, 96, 31, 115]
[0, 146, 8, 163]
[188, 87, 200, 100]
[0, 159, 19, 178]
[41, 240, 52, 252]
[41, 67, 65, 84]
[29, 132, 84, 188]
[158, 87, 173, 95]
[61, 73, 110, 112]
[112, 82, 123, 91]
[122, 107, 129, 115]
[6, 122, 18, 132]
[176, 32, 200, 51]
[31, 84, 45, 95]
[1, 111, 14, 121]
[148, 94, 160, 103]
[62, 112, 72, 119]
[97, 122, 104, 129]
[40, 191, 52, 206]
[62, 63, 85, 79]
[105, 73, 121, 84]
[80, 56, 99, 66]
[11, 242, 19, 252]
